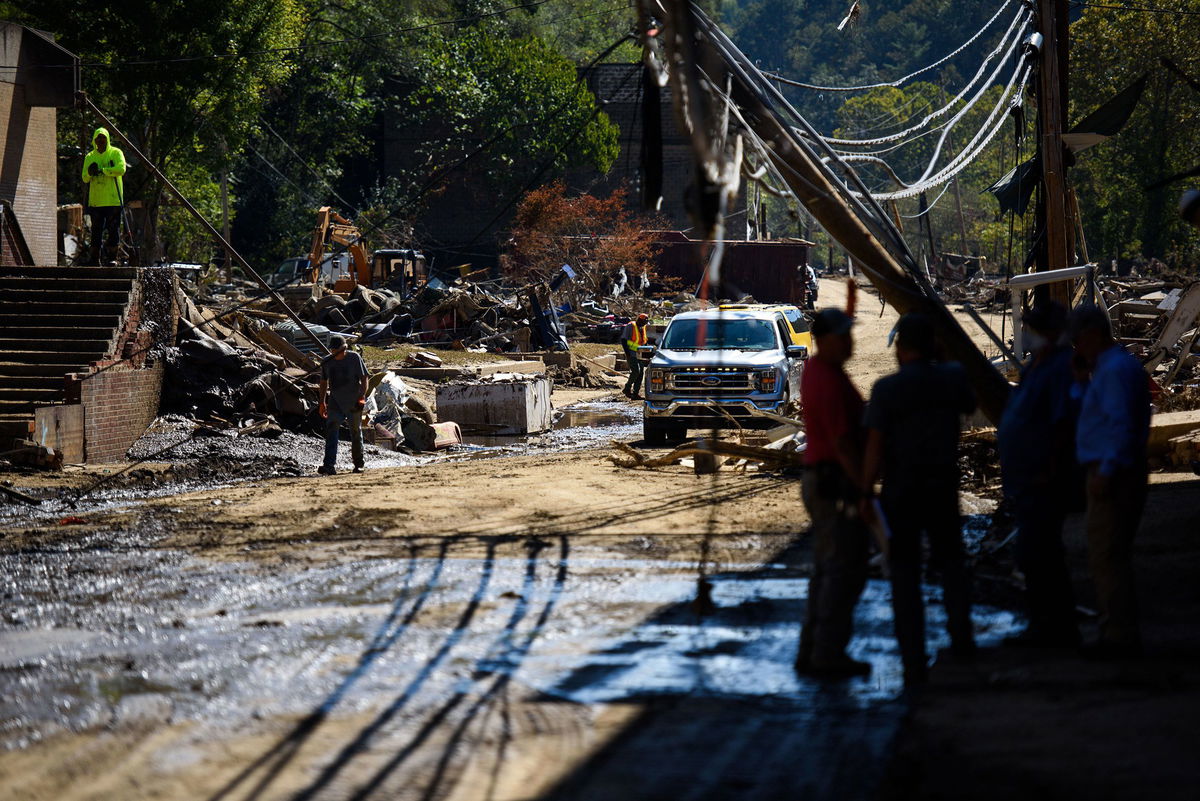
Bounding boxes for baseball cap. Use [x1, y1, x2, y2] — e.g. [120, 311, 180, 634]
[810, 308, 852, 338]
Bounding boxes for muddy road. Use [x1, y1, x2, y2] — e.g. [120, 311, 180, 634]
[0, 280, 1025, 800]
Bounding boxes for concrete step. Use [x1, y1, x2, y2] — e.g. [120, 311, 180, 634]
[0, 363, 87, 377]
[0, 338, 111, 354]
[0, 399, 44, 416]
[0, 289, 131, 305]
[0, 313, 122, 329]
[0, 266, 138, 280]
[1, 350, 97, 366]
[0, 376, 64, 390]
[0, 415, 32, 441]
[0, 326, 113, 341]
[9, 302, 127, 317]
[0, 277, 135, 293]
[0, 385, 61, 399]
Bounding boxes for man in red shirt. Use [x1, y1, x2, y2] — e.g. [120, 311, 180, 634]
[796, 308, 871, 678]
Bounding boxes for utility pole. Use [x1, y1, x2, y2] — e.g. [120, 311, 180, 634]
[1037, 0, 1073, 306]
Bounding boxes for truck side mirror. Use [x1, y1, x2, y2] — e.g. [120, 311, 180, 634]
[786, 345, 808, 360]
[637, 345, 657, 356]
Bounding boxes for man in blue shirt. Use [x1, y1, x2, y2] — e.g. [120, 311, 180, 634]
[998, 302, 1081, 647]
[1069, 304, 1151, 657]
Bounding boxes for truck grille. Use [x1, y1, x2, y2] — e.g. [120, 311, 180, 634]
[668, 368, 755, 393]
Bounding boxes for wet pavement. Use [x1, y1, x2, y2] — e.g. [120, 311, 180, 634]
[0, 523, 1019, 799]
[0, 396, 1026, 799]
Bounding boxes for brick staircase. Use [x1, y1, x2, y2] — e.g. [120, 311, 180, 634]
[0, 266, 138, 448]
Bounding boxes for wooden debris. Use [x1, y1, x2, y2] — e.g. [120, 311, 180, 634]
[609, 438, 806, 470]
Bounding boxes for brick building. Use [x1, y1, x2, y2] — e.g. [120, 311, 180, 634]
[0, 23, 78, 266]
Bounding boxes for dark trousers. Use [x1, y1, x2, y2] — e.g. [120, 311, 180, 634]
[799, 467, 869, 664]
[623, 344, 645, 397]
[1013, 486, 1078, 640]
[88, 206, 121, 265]
[323, 403, 363, 470]
[1084, 464, 1147, 646]
[884, 479, 974, 680]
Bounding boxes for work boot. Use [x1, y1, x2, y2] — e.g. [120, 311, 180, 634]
[799, 654, 872, 679]
[317, 465, 336, 476]
[352, 466, 364, 474]
[1079, 639, 1143, 661]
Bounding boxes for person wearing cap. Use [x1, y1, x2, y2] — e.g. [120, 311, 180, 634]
[1069, 304, 1151, 658]
[795, 307, 872, 678]
[998, 301, 1082, 647]
[622, 313, 650, 399]
[81, 127, 127, 266]
[861, 313, 976, 686]
[317, 335, 369, 475]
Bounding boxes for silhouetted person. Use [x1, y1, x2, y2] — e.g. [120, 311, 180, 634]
[1069, 304, 1151, 658]
[796, 308, 871, 678]
[862, 313, 976, 686]
[998, 301, 1081, 647]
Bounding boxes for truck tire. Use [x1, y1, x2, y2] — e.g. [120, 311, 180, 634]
[643, 417, 670, 446]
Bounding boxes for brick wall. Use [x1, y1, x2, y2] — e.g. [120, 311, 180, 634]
[75, 361, 163, 463]
[0, 74, 58, 266]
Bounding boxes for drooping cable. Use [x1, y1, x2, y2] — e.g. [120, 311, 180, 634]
[869, 61, 1032, 200]
[819, 7, 1031, 147]
[764, 0, 1015, 92]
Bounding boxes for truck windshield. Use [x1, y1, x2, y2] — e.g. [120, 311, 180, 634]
[660, 318, 779, 351]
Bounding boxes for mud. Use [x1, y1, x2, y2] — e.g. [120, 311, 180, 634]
[0, 526, 1019, 800]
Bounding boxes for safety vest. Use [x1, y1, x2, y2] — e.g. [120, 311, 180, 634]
[626, 322, 647, 350]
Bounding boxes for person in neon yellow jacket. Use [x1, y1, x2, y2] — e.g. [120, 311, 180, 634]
[81, 127, 127, 265]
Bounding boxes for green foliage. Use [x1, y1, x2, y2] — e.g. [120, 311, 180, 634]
[1070, 2, 1200, 267]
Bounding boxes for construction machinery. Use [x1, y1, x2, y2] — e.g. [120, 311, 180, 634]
[304, 206, 426, 294]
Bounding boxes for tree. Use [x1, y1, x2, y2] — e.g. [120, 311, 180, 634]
[1070, 2, 1200, 267]
[4, 0, 305, 261]
[504, 182, 662, 296]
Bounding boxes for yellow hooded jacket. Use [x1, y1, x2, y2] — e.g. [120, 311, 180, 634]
[82, 127, 126, 208]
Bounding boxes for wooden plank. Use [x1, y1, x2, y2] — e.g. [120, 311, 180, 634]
[251, 326, 320, 372]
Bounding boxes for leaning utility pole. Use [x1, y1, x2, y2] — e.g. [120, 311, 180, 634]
[1037, 0, 1074, 306]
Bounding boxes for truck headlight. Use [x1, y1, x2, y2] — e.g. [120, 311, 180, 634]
[757, 370, 778, 392]
[649, 369, 665, 392]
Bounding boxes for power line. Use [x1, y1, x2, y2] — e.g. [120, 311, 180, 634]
[764, 0, 1016, 92]
[820, 8, 1031, 148]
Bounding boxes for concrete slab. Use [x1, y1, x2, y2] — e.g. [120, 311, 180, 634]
[1149, 409, 1200, 454]
[435, 375, 552, 434]
[393, 360, 546, 380]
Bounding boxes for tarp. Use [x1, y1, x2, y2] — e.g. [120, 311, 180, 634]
[986, 74, 1148, 215]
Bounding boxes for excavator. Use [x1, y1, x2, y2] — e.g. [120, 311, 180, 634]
[300, 206, 426, 295]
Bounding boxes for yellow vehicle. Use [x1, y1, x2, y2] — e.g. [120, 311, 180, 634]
[718, 303, 812, 350]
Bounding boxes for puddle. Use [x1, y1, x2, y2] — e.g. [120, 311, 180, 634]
[0, 540, 1018, 752]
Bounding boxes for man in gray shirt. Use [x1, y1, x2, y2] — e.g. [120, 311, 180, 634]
[318, 334, 369, 475]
